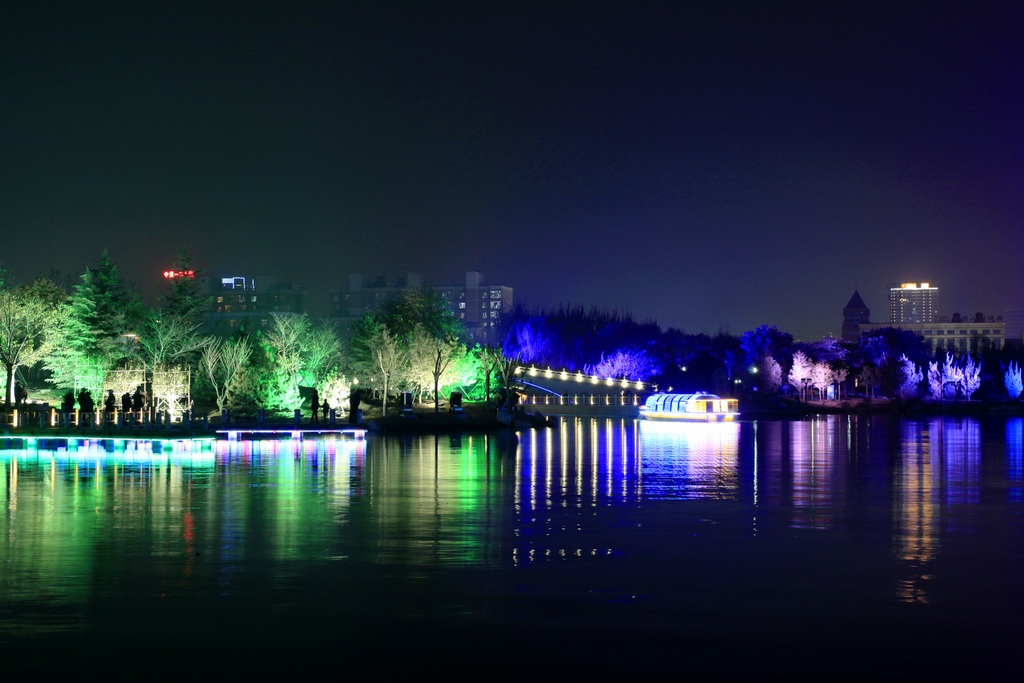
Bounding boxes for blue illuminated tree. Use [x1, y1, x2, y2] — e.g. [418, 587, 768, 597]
[896, 354, 923, 400]
[1005, 361, 1023, 400]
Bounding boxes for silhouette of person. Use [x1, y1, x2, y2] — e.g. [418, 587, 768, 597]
[14, 382, 26, 407]
[131, 386, 144, 423]
[78, 389, 94, 422]
[310, 389, 320, 424]
[121, 392, 132, 414]
[62, 391, 75, 413]
[104, 390, 116, 416]
[321, 398, 330, 423]
[349, 389, 361, 424]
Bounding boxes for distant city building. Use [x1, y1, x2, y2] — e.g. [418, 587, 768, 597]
[1003, 309, 1024, 348]
[844, 284, 1008, 352]
[889, 282, 938, 324]
[204, 275, 306, 336]
[841, 290, 871, 341]
[860, 319, 1004, 354]
[331, 271, 513, 346]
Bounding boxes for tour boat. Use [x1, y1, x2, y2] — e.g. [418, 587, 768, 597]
[638, 392, 740, 422]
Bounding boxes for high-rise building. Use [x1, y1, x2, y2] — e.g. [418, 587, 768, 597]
[331, 271, 513, 346]
[204, 275, 306, 336]
[889, 282, 938, 324]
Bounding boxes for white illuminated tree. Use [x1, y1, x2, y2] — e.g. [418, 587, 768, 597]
[927, 361, 942, 400]
[200, 336, 252, 413]
[0, 289, 58, 405]
[961, 355, 981, 399]
[1005, 361, 1023, 400]
[942, 353, 962, 400]
[810, 361, 833, 401]
[761, 355, 782, 393]
[788, 350, 813, 400]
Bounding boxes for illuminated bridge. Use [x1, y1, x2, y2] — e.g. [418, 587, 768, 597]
[512, 364, 653, 416]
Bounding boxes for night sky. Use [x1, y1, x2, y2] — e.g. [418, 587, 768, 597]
[3, 2, 1021, 340]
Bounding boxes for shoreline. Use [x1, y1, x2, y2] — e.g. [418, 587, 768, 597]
[3, 398, 1021, 443]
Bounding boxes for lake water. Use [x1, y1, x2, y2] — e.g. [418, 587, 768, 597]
[2, 415, 1021, 676]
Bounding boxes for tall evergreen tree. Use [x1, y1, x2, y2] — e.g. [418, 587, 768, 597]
[45, 252, 147, 392]
[161, 250, 209, 327]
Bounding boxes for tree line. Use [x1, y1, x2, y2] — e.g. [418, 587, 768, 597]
[3, 255, 1022, 417]
[0, 252, 510, 417]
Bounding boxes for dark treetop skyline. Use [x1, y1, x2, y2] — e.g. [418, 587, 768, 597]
[3, 2, 1022, 340]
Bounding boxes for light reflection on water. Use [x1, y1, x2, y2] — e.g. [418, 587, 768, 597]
[1, 415, 1022, 675]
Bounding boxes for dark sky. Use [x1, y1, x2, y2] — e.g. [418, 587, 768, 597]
[3, 1, 1022, 340]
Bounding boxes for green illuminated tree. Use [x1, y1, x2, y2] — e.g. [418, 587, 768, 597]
[301, 321, 343, 390]
[262, 313, 308, 412]
[45, 252, 148, 392]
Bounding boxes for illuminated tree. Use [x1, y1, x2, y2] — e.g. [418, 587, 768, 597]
[301, 321, 343, 390]
[741, 325, 793, 368]
[739, 326, 791, 393]
[427, 333, 465, 413]
[505, 316, 556, 364]
[810, 361, 833, 400]
[859, 327, 928, 398]
[1005, 361, 1023, 400]
[961, 355, 981, 399]
[46, 252, 146, 393]
[370, 325, 405, 417]
[896, 354, 922, 400]
[257, 313, 309, 413]
[81, 250, 148, 346]
[138, 315, 209, 368]
[587, 347, 661, 381]
[404, 326, 437, 399]
[200, 336, 252, 413]
[760, 355, 782, 393]
[0, 288, 58, 405]
[941, 353, 962, 399]
[137, 314, 210, 417]
[478, 344, 503, 405]
[494, 350, 523, 410]
[319, 372, 352, 416]
[445, 348, 482, 400]
[927, 361, 943, 400]
[788, 350, 813, 400]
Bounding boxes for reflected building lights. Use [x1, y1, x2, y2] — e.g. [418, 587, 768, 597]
[894, 420, 941, 604]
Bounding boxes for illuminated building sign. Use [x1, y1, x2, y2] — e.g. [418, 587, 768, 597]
[163, 270, 195, 279]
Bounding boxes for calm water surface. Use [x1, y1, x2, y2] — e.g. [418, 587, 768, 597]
[2, 415, 1021, 676]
